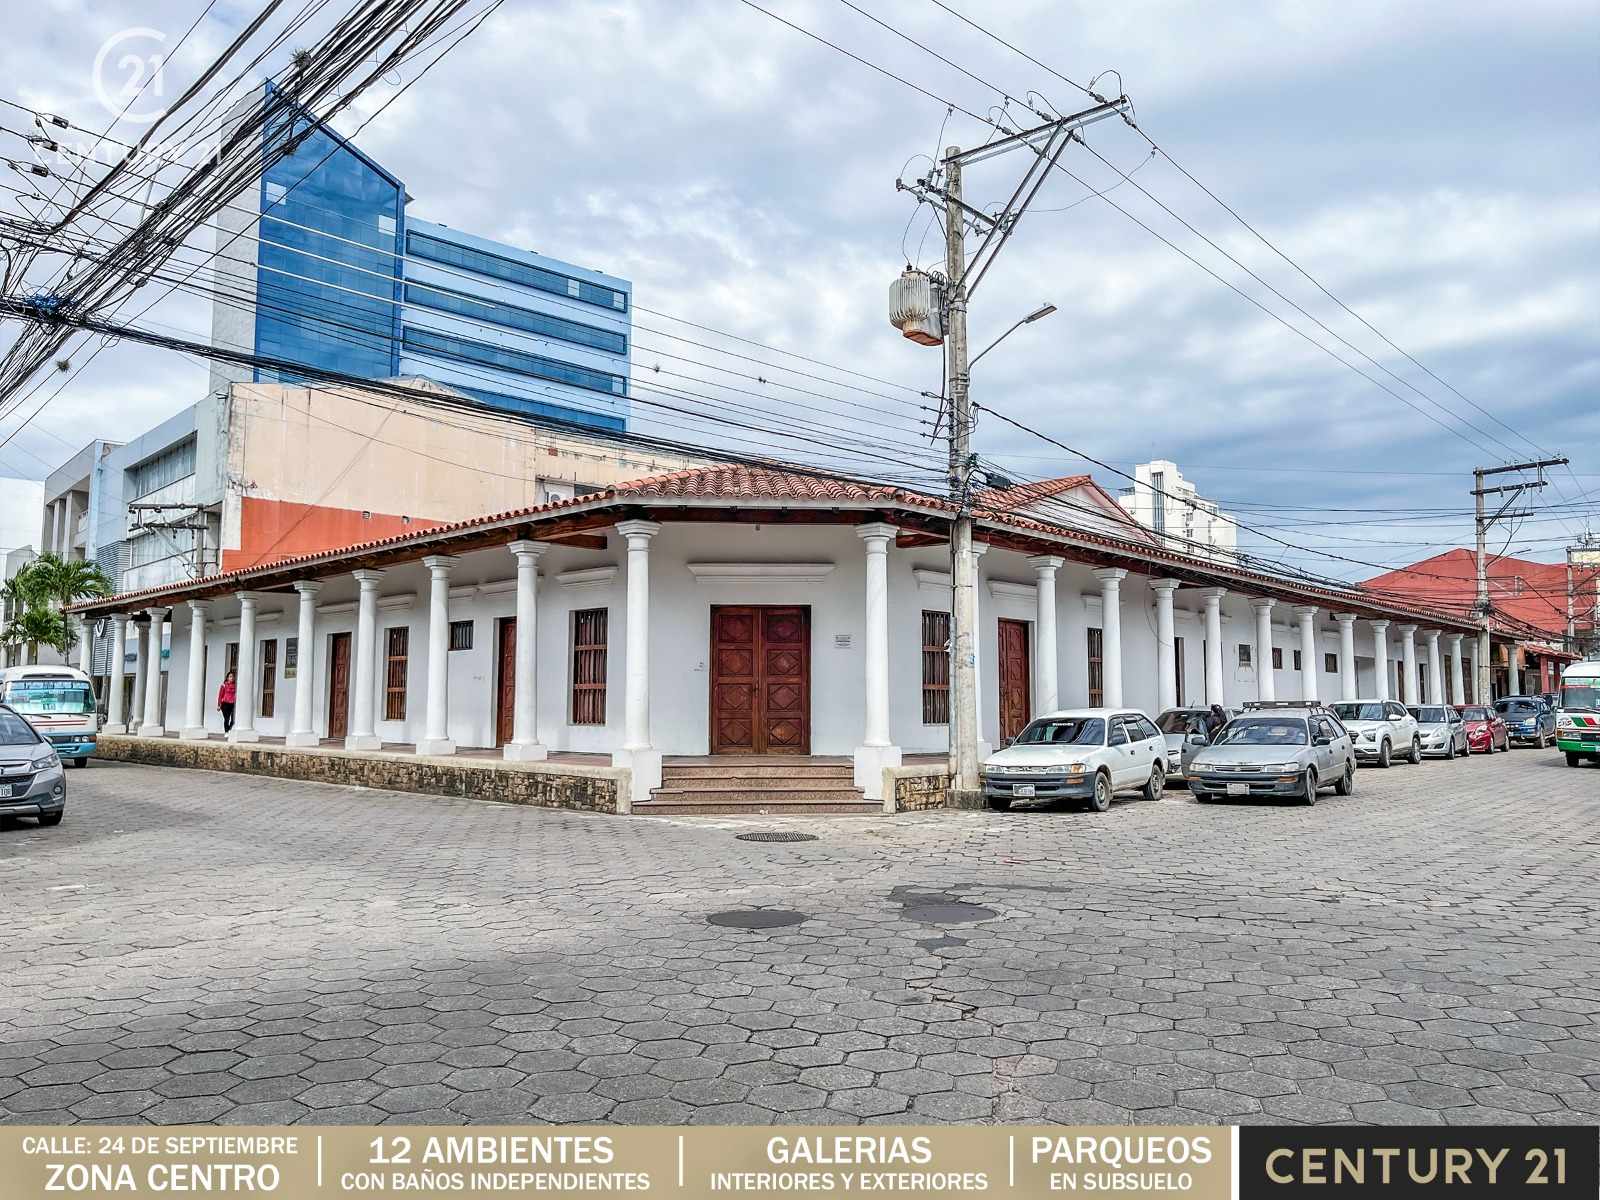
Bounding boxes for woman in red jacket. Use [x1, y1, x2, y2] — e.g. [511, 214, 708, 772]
[217, 670, 237, 733]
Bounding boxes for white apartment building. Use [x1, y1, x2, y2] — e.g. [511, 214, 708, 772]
[1118, 459, 1239, 562]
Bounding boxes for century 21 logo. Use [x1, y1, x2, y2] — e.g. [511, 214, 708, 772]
[93, 27, 168, 124]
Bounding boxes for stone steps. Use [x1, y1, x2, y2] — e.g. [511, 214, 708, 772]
[640, 757, 874, 816]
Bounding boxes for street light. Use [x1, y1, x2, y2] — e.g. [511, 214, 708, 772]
[968, 303, 1056, 368]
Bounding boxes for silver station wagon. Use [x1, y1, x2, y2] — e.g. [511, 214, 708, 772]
[1187, 707, 1356, 805]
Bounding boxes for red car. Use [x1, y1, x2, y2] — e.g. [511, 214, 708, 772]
[1455, 704, 1509, 753]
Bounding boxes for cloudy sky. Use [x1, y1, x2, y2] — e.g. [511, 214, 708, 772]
[2, 0, 1596, 579]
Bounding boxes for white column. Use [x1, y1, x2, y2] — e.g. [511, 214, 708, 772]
[416, 556, 457, 757]
[1445, 634, 1465, 704]
[1399, 624, 1419, 705]
[181, 601, 211, 739]
[503, 541, 549, 762]
[1029, 556, 1064, 716]
[1425, 630, 1443, 705]
[128, 621, 148, 729]
[1334, 614, 1358, 702]
[1507, 644, 1521, 696]
[104, 615, 129, 733]
[613, 521, 662, 809]
[346, 570, 384, 751]
[1198, 587, 1226, 706]
[285, 582, 321, 748]
[1251, 598, 1276, 702]
[1296, 606, 1319, 703]
[1152, 579, 1180, 712]
[1095, 569, 1128, 708]
[853, 523, 902, 799]
[1371, 621, 1391, 701]
[52, 499, 66, 557]
[76, 617, 92, 674]
[971, 543, 991, 756]
[229, 593, 260, 743]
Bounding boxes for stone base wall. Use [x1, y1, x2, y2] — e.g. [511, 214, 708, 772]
[97, 736, 626, 814]
[888, 765, 953, 812]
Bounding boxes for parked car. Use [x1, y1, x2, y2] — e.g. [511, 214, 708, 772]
[1329, 700, 1422, 767]
[1406, 705, 1469, 758]
[983, 709, 1166, 813]
[1154, 706, 1234, 783]
[1455, 704, 1509, 754]
[0, 703, 66, 827]
[1495, 696, 1555, 748]
[1187, 707, 1356, 805]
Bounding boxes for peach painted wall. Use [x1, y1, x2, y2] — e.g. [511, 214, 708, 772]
[222, 497, 445, 572]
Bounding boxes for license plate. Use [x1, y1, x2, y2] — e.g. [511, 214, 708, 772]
[1013, 784, 1035, 798]
[1226, 782, 1250, 796]
[0, 784, 13, 798]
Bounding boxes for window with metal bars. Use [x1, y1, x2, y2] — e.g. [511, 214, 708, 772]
[920, 610, 950, 725]
[1271, 646, 1283, 670]
[449, 620, 473, 651]
[1325, 652, 1338, 676]
[225, 642, 239, 677]
[384, 627, 408, 721]
[571, 608, 607, 725]
[1087, 627, 1104, 707]
[1174, 635, 1186, 705]
[259, 640, 277, 719]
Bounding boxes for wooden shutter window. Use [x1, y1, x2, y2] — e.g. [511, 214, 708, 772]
[384, 627, 409, 721]
[571, 608, 607, 725]
[1087, 627, 1104, 707]
[921, 610, 950, 725]
[259, 640, 277, 719]
[225, 641, 239, 676]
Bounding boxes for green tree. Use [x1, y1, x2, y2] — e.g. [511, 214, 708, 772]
[2, 606, 68, 664]
[21, 553, 112, 611]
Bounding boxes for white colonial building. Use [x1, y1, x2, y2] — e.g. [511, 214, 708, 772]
[71, 464, 1478, 809]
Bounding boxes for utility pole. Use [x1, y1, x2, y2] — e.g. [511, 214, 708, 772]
[1471, 457, 1567, 701]
[943, 148, 980, 801]
[1569, 535, 1600, 657]
[892, 97, 1130, 801]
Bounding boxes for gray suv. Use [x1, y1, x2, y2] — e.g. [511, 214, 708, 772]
[0, 704, 66, 827]
[1187, 707, 1357, 806]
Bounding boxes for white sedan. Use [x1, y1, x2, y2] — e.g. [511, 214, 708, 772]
[982, 708, 1167, 813]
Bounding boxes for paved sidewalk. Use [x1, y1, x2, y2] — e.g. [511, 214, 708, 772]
[2, 751, 1597, 1126]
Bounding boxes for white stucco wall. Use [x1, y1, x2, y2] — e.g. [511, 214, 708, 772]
[148, 520, 1463, 759]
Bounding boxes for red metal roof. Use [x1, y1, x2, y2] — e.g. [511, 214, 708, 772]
[1363, 548, 1598, 646]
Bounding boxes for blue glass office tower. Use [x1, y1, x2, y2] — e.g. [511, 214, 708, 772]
[212, 87, 630, 432]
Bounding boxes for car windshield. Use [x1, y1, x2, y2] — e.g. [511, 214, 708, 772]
[3, 679, 94, 716]
[1331, 702, 1384, 721]
[1155, 710, 1208, 735]
[1411, 707, 1449, 723]
[1014, 717, 1104, 746]
[1459, 707, 1491, 721]
[0, 710, 40, 744]
[1495, 699, 1537, 715]
[1216, 718, 1308, 746]
[1561, 683, 1600, 712]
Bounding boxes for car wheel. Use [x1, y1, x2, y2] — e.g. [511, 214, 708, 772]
[987, 796, 1013, 811]
[71, 757, 87, 769]
[1335, 761, 1355, 796]
[1377, 740, 1392, 768]
[1300, 769, 1318, 806]
[1443, 739, 1455, 760]
[1087, 771, 1112, 813]
[1407, 737, 1422, 765]
[36, 811, 63, 827]
[1565, 753, 1581, 768]
[1141, 762, 1165, 801]
[1540, 731, 1550, 749]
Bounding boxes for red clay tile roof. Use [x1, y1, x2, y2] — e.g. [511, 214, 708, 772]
[69, 462, 1477, 632]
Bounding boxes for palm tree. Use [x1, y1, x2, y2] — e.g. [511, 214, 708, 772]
[22, 553, 112, 611]
[2, 606, 67, 665]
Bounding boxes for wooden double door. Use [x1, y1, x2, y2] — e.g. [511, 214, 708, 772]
[710, 606, 811, 754]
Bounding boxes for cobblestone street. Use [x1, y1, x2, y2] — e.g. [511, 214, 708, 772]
[2, 750, 1597, 1127]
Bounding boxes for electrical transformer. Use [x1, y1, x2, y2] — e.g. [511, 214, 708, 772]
[889, 267, 944, 346]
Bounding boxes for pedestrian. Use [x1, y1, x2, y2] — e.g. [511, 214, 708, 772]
[1208, 703, 1228, 739]
[218, 670, 237, 733]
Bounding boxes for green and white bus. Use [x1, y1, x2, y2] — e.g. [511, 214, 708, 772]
[1556, 659, 1600, 767]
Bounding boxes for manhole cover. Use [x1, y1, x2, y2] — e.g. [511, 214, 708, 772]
[706, 909, 809, 929]
[735, 831, 819, 843]
[901, 902, 998, 924]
